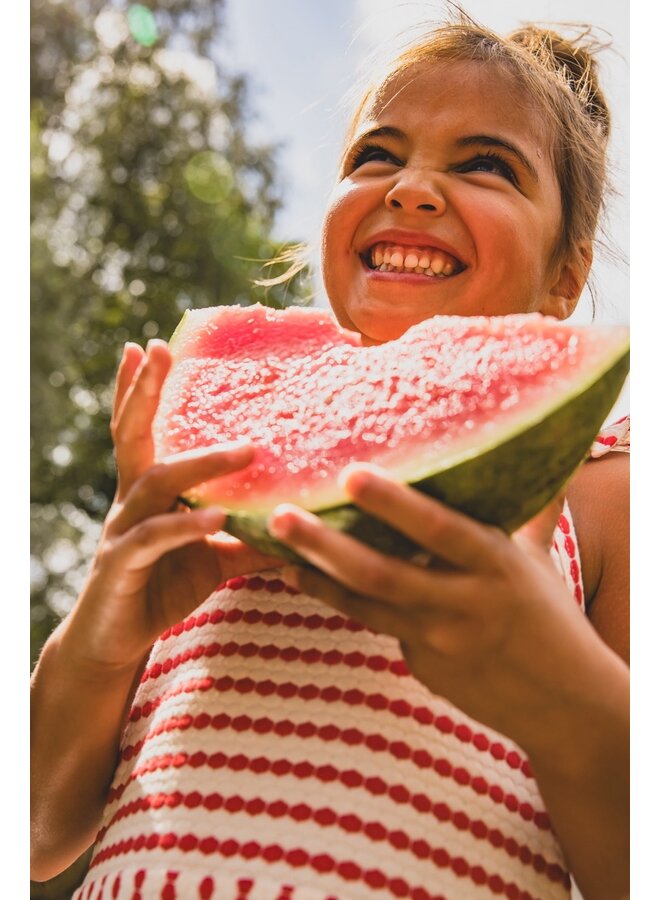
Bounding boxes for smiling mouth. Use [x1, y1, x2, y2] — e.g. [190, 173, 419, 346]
[361, 242, 467, 278]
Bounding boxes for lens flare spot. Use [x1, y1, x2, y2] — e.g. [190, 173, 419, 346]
[128, 4, 159, 47]
[184, 151, 234, 204]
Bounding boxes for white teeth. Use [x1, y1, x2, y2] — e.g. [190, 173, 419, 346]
[377, 262, 446, 277]
[368, 242, 460, 277]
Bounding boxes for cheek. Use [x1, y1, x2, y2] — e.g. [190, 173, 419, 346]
[322, 179, 372, 246]
[473, 198, 522, 245]
[321, 193, 347, 267]
[320, 207, 342, 293]
[320, 216, 350, 326]
[321, 188, 360, 291]
[474, 202, 550, 282]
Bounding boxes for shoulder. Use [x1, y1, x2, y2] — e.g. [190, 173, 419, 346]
[566, 447, 629, 662]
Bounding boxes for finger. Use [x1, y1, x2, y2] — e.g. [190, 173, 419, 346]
[111, 343, 144, 432]
[113, 507, 227, 572]
[515, 491, 566, 553]
[109, 442, 254, 534]
[283, 565, 420, 644]
[340, 464, 503, 571]
[114, 340, 172, 492]
[268, 503, 467, 610]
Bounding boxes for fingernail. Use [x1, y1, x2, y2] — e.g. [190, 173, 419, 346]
[268, 503, 305, 540]
[339, 464, 373, 494]
[267, 511, 290, 540]
[146, 338, 167, 355]
[119, 342, 137, 363]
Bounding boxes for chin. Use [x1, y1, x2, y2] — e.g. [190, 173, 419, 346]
[356, 310, 431, 344]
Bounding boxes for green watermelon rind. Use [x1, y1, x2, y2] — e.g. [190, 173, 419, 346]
[219, 347, 629, 563]
[168, 307, 214, 359]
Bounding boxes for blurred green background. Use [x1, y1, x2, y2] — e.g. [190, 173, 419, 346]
[31, 1, 310, 894]
[30, 0, 310, 681]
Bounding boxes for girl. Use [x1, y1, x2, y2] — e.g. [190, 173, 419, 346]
[31, 16, 629, 900]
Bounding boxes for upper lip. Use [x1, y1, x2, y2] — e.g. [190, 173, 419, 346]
[359, 229, 468, 269]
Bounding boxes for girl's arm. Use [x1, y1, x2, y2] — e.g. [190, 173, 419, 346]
[531, 450, 629, 897]
[30, 635, 151, 881]
[269, 457, 629, 900]
[31, 342, 279, 881]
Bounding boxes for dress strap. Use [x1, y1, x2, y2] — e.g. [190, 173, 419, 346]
[589, 414, 630, 458]
[550, 415, 630, 615]
[550, 500, 585, 613]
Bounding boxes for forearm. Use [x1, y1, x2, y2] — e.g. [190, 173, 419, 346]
[30, 619, 145, 881]
[521, 645, 629, 900]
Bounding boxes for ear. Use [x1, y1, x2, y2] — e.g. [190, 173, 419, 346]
[539, 241, 593, 320]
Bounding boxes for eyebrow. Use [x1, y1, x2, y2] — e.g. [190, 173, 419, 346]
[347, 126, 539, 182]
[349, 125, 406, 147]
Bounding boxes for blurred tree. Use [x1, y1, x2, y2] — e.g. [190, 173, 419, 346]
[31, 1, 310, 895]
[30, 0, 310, 669]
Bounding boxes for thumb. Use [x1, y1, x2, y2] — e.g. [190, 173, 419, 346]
[514, 490, 566, 553]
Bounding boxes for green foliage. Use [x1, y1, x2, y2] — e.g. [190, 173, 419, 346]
[31, 0, 311, 670]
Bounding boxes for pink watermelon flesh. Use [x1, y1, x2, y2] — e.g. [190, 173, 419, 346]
[154, 304, 628, 516]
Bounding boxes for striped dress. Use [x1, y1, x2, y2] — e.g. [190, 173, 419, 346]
[74, 417, 629, 900]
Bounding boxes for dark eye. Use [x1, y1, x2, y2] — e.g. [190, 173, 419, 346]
[347, 144, 400, 171]
[459, 153, 517, 184]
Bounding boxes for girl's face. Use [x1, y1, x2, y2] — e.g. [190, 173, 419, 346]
[321, 60, 584, 343]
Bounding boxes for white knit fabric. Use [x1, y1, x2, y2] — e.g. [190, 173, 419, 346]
[74, 418, 628, 900]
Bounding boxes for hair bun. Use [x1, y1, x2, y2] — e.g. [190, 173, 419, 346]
[507, 25, 610, 137]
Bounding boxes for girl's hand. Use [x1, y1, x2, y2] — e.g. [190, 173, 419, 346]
[67, 340, 280, 672]
[31, 339, 284, 878]
[269, 466, 630, 900]
[268, 464, 606, 750]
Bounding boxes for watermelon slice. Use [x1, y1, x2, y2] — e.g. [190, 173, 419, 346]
[153, 304, 629, 560]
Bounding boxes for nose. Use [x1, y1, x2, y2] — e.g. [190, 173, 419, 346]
[385, 170, 447, 215]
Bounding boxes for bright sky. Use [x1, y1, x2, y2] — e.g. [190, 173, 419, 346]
[219, 0, 629, 332]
